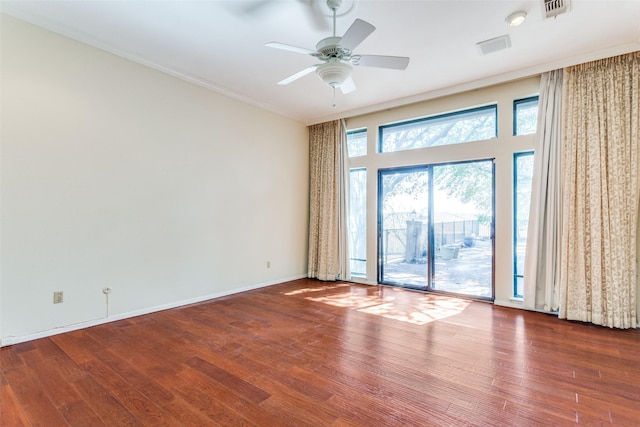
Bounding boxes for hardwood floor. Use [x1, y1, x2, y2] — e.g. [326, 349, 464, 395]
[2, 278, 639, 426]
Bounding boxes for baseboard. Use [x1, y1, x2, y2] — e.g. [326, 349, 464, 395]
[493, 299, 525, 310]
[0, 274, 306, 347]
[348, 277, 379, 286]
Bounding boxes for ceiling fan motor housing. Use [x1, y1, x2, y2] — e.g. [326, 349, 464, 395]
[316, 37, 350, 61]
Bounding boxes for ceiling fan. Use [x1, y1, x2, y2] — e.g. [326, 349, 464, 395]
[266, 0, 410, 96]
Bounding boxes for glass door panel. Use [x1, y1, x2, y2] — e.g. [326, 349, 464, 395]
[349, 168, 367, 277]
[431, 161, 494, 298]
[378, 167, 429, 289]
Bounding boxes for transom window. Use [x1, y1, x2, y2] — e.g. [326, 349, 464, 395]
[379, 105, 497, 153]
[514, 96, 539, 135]
[347, 129, 367, 157]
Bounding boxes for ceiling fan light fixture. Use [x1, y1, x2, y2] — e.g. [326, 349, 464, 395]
[506, 11, 527, 27]
[316, 61, 352, 88]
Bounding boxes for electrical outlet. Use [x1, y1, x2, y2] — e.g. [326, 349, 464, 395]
[267, 261, 271, 268]
[53, 291, 63, 304]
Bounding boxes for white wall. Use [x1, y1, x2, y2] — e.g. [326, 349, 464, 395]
[0, 15, 309, 345]
[346, 78, 540, 306]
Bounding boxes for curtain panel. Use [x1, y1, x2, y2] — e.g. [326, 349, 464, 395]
[308, 120, 350, 281]
[523, 70, 563, 312]
[559, 52, 640, 328]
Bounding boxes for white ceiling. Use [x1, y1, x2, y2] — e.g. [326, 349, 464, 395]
[2, 0, 640, 124]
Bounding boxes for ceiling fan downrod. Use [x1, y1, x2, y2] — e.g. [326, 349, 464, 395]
[327, 0, 342, 37]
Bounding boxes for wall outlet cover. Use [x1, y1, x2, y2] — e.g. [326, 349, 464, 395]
[53, 291, 63, 304]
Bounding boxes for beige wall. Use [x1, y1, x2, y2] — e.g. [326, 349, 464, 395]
[346, 77, 540, 306]
[0, 15, 309, 344]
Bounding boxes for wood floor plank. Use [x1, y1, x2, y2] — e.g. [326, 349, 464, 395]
[3, 366, 70, 426]
[56, 399, 108, 427]
[0, 381, 31, 427]
[93, 350, 226, 426]
[173, 365, 274, 426]
[186, 356, 270, 405]
[80, 357, 182, 426]
[50, 330, 103, 365]
[93, 348, 176, 406]
[72, 375, 143, 426]
[2, 278, 640, 426]
[0, 345, 24, 373]
[24, 356, 105, 426]
[249, 374, 340, 427]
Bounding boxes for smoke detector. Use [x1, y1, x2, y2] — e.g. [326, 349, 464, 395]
[542, 0, 570, 19]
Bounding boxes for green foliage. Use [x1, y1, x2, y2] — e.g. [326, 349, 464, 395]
[433, 161, 493, 222]
[381, 107, 496, 153]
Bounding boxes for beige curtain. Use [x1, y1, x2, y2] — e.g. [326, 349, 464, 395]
[308, 120, 350, 281]
[559, 52, 640, 328]
[523, 70, 563, 312]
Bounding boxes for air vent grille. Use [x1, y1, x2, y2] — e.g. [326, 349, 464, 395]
[476, 35, 512, 55]
[543, 0, 570, 19]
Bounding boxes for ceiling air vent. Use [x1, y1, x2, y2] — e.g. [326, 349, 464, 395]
[543, 0, 570, 19]
[476, 35, 512, 55]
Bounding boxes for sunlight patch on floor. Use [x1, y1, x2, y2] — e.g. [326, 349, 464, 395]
[304, 287, 470, 325]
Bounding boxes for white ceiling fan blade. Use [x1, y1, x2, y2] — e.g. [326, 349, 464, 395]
[300, 0, 331, 31]
[265, 42, 316, 56]
[340, 76, 356, 94]
[339, 18, 375, 51]
[277, 65, 320, 85]
[227, 0, 273, 17]
[354, 55, 410, 70]
[242, 1, 272, 15]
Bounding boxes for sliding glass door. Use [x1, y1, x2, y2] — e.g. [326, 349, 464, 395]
[378, 160, 494, 300]
[430, 161, 494, 298]
[378, 167, 430, 289]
